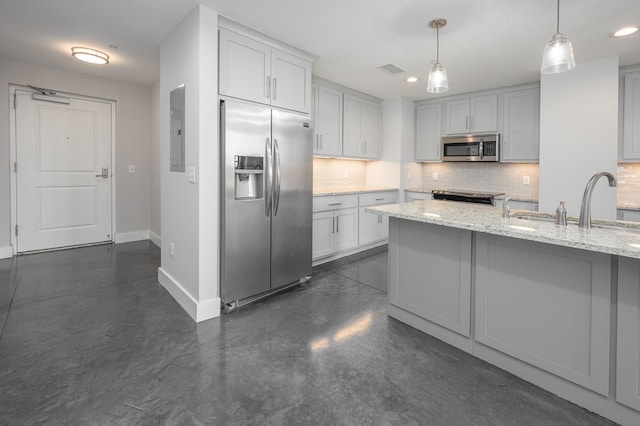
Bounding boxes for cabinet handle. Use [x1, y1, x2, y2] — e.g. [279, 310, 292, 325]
[320, 135, 323, 150]
[266, 77, 271, 99]
[336, 216, 339, 233]
[378, 214, 382, 224]
[328, 202, 342, 206]
[470, 114, 474, 130]
[315, 134, 319, 150]
[272, 78, 277, 100]
[332, 217, 335, 234]
[375, 198, 384, 201]
[364, 140, 367, 154]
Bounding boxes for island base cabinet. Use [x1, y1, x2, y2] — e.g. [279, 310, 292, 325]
[388, 219, 472, 349]
[617, 257, 640, 411]
[474, 233, 611, 396]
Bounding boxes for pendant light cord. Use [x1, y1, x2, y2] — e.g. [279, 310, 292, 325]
[556, 0, 560, 34]
[436, 27, 440, 63]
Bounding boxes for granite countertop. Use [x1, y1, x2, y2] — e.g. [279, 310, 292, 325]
[366, 199, 640, 260]
[314, 186, 398, 196]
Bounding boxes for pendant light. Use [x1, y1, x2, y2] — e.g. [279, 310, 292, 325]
[541, 0, 575, 74]
[427, 18, 449, 93]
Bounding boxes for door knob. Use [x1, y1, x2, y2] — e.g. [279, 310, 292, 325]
[96, 166, 109, 178]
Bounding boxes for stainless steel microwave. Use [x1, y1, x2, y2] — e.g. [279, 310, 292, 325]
[441, 133, 500, 162]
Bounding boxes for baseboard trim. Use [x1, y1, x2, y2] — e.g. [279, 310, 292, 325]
[313, 240, 387, 266]
[157, 267, 220, 322]
[149, 231, 161, 248]
[0, 246, 13, 259]
[115, 231, 150, 244]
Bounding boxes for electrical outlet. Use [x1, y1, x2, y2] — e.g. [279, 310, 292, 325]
[128, 164, 135, 173]
[169, 243, 175, 259]
[432, 172, 439, 181]
[188, 167, 196, 183]
[523, 176, 530, 185]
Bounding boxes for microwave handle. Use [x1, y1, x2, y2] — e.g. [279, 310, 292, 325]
[479, 139, 484, 160]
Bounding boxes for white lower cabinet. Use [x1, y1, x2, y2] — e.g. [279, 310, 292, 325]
[312, 208, 358, 259]
[358, 191, 397, 246]
[388, 219, 472, 350]
[313, 190, 397, 262]
[358, 208, 388, 246]
[404, 191, 432, 202]
[617, 257, 640, 411]
[475, 233, 611, 395]
[312, 195, 359, 260]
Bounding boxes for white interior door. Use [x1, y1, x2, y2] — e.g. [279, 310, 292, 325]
[15, 89, 113, 252]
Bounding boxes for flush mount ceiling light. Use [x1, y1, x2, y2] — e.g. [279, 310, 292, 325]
[427, 18, 449, 94]
[71, 47, 109, 65]
[541, 0, 575, 74]
[406, 76, 419, 83]
[612, 26, 639, 37]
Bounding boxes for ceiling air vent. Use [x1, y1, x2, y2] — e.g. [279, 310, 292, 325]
[377, 63, 405, 75]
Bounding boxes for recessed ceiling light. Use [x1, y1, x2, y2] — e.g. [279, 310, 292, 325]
[71, 47, 109, 65]
[612, 26, 639, 37]
[406, 76, 419, 83]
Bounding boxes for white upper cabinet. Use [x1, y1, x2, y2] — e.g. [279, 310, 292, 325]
[445, 94, 497, 134]
[219, 27, 312, 114]
[219, 29, 270, 105]
[343, 93, 381, 159]
[623, 71, 640, 160]
[416, 103, 443, 161]
[313, 84, 342, 156]
[500, 87, 540, 162]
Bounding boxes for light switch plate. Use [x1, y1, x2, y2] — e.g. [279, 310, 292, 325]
[523, 176, 530, 185]
[188, 167, 196, 183]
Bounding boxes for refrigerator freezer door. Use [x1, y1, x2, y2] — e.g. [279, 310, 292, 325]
[270, 109, 313, 288]
[221, 100, 272, 302]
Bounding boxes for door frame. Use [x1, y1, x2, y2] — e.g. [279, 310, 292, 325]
[9, 84, 117, 255]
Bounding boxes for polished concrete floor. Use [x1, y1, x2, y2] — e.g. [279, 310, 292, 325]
[0, 241, 617, 425]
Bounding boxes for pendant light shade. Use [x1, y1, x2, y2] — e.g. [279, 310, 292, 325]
[541, 0, 575, 74]
[427, 18, 449, 93]
[427, 63, 448, 93]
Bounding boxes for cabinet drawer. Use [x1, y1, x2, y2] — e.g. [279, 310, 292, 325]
[313, 195, 358, 212]
[359, 191, 397, 207]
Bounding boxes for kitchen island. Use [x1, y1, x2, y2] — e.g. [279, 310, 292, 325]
[366, 200, 640, 426]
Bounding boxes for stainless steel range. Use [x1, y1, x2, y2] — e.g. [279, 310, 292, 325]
[432, 189, 505, 206]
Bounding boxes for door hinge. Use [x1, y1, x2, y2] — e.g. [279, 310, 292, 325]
[15, 225, 18, 236]
[14, 162, 17, 173]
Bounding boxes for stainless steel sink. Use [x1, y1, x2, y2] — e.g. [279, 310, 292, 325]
[510, 212, 640, 234]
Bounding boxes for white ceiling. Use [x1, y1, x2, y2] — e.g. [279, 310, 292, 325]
[1, 0, 638, 100]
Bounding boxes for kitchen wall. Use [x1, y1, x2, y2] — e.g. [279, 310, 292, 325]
[158, 4, 219, 322]
[0, 56, 153, 257]
[420, 163, 540, 201]
[539, 57, 619, 219]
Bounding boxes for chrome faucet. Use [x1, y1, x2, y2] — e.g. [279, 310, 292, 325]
[503, 195, 511, 218]
[578, 172, 617, 229]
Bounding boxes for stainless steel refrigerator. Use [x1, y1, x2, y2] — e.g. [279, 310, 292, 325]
[220, 98, 312, 310]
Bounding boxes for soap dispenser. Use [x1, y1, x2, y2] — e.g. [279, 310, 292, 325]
[555, 201, 567, 226]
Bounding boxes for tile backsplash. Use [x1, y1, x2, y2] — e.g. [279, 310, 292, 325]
[313, 159, 640, 208]
[421, 162, 540, 201]
[313, 158, 367, 188]
[617, 163, 640, 209]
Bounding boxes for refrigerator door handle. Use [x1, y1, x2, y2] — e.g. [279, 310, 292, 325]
[265, 137, 273, 217]
[273, 138, 281, 216]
